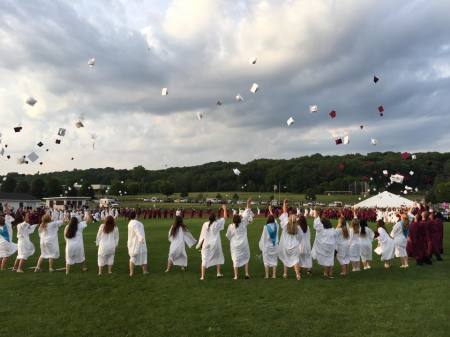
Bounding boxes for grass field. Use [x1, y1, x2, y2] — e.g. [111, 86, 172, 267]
[1, 216, 449, 337]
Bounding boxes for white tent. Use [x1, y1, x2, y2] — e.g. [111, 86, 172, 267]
[354, 191, 414, 208]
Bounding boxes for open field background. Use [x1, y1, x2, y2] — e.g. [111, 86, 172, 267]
[1, 216, 449, 337]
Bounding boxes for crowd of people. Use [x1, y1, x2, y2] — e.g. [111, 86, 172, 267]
[0, 200, 444, 279]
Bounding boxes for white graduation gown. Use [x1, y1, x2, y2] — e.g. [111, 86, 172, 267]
[226, 209, 254, 268]
[127, 219, 148, 265]
[196, 218, 225, 268]
[298, 227, 312, 268]
[359, 227, 375, 262]
[168, 228, 197, 267]
[277, 213, 301, 268]
[375, 227, 395, 261]
[390, 221, 407, 258]
[96, 225, 119, 266]
[65, 221, 87, 265]
[38, 220, 64, 259]
[17, 222, 38, 260]
[311, 217, 336, 267]
[0, 220, 17, 258]
[348, 228, 361, 262]
[259, 222, 279, 267]
[335, 228, 350, 265]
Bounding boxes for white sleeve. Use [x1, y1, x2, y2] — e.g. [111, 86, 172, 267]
[226, 224, 234, 241]
[114, 227, 119, 247]
[279, 213, 288, 229]
[95, 225, 103, 246]
[313, 217, 324, 231]
[216, 218, 225, 231]
[240, 208, 254, 226]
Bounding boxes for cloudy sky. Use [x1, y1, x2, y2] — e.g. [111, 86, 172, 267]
[1, 0, 449, 174]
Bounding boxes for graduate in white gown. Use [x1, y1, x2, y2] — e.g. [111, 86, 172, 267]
[0, 212, 17, 271]
[64, 216, 90, 275]
[349, 218, 361, 272]
[335, 216, 350, 276]
[226, 199, 254, 280]
[390, 214, 409, 268]
[359, 219, 375, 270]
[259, 206, 279, 279]
[297, 214, 312, 276]
[196, 204, 227, 280]
[311, 209, 336, 279]
[35, 213, 65, 272]
[13, 213, 38, 273]
[278, 200, 302, 280]
[96, 215, 119, 275]
[375, 219, 395, 268]
[165, 215, 197, 272]
[127, 211, 148, 276]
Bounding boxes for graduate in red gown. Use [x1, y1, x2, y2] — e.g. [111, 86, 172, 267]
[429, 211, 443, 261]
[408, 213, 432, 265]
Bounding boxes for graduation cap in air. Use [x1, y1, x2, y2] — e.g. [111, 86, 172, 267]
[360, 125, 364, 130]
[371, 138, 378, 145]
[55, 139, 61, 144]
[343, 135, 350, 145]
[216, 100, 223, 106]
[235, 94, 244, 102]
[378, 105, 384, 116]
[335, 138, 343, 145]
[88, 58, 96, 67]
[75, 120, 84, 128]
[249, 56, 257, 65]
[382, 170, 388, 176]
[58, 128, 66, 137]
[329, 110, 336, 118]
[17, 157, 26, 164]
[71, 157, 74, 160]
[401, 152, 410, 160]
[6, 155, 10, 159]
[37, 141, 44, 147]
[26, 97, 37, 106]
[161, 87, 168, 96]
[4, 144, 7, 148]
[14, 126, 22, 133]
[46, 149, 49, 152]
[0, 148, 4, 156]
[411, 154, 417, 160]
[374, 75, 379, 83]
[28, 152, 39, 163]
[196, 111, 204, 120]
[250, 83, 259, 93]
[233, 168, 241, 176]
[390, 174, 404, 184]
[286, 116, 295, 126]
[39, 162, 43, 165]
[409, 170, 414, 176]
[309, 105, 318, 113]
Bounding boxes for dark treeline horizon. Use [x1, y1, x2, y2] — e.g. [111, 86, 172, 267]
[1, 152, 450, 202]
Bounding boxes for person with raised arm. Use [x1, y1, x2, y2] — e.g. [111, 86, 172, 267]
[127, 211, 148, 276]
[196, 204, 227, 280]
[96, 215, 120, 275]
[278, 200, 302, 280]
[35, 212, 65, 272]
[13, 212, 38, 273]
[0, 206, 17, 271]
[374, 219, 395, 268]
[64, 215, 91, 275]
[390, 213, 409, 268]
[311, 208, 336, 279]
[226, 198, 254, 280]
[166, 215, 197, 272]
[259, 205, 279, 279]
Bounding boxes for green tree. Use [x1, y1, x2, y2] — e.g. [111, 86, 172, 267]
[126, 182, 141, 195]
[216, 193, 223, 200]
[1, 177, 17, 192]
[434, 181, 450, 202]
[46, 178, 62, 196]
[232, 193, 239, 202]
[15, 180, 30, 193]
[109, 182, 122, 195]
[131, 165, 147, 181]
[31, 178, 45, 198]
[159, 180, 175, 198]
[196, 193, 204, 202]
[180, 190, 189, 198]
[79, 183, 95, 198]
[305, 188, 316, 201]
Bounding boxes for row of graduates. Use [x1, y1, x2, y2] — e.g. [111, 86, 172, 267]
[0, 200, 444, 278]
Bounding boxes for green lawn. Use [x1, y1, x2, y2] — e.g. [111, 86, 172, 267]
[1, 217, 449, 337]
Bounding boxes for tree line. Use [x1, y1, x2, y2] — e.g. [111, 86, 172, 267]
[1, 152, 449, 202]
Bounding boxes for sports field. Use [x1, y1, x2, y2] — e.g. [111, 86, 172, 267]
[1, 217, 449, 337]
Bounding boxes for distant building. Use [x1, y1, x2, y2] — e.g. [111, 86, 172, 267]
[0, 192, 43, 210]
[42, 196, 91, 210]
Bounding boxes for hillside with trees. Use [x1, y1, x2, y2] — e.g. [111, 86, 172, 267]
[1, 152, 449, 202]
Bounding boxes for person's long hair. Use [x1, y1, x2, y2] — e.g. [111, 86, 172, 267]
[170, 216, 187, 237]
[232, 214, 241, 228]
[287, 215, 299, 235]
[298, 214, 308, 233]
[376, 219, 391, 237]
[352, 218, 361, 236]
[337, 216, 349, 239]
[40, 214, 52, 230]
[401, 214, 409, 237]
[208, 213, 216, 229]
[65, 217, 79, 239]
[266, 215, 275, 224]
[103, 215, 116, 234]
[321, 217, 332, 229]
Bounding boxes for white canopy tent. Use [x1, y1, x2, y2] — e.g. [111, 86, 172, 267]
[354, 191, 414, 208]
